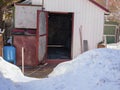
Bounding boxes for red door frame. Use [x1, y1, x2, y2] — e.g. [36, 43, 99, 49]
[36, 11, 74, 64]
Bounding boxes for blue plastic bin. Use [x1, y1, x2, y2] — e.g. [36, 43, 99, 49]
[3, 46, 16, 64]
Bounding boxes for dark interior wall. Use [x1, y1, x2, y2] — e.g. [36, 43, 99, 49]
[48, 13, 72, 49]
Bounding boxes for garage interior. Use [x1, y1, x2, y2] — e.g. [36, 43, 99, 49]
[47, 13, 73, 59]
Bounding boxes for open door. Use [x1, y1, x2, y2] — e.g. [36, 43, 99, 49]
[36, 11, 47, 63]
[47, 13, 73, 60]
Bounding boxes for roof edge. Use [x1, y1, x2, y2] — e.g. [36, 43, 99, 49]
[89, 0, 110, 12]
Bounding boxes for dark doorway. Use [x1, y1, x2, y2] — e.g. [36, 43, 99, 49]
[47, 13, 73, 59]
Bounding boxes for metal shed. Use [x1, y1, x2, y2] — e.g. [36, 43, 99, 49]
[14, 0, 109, 66]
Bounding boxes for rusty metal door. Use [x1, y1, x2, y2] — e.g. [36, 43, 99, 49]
[37, 11, 47, 63]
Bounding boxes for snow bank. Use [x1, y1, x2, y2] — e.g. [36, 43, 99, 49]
[0, 48, 120, 90]
[0, 72, 17, 90]
[0, 57, 38, 82]
[49, 48, 120, 90]
[0, 57, 23, 82]
[107, 42, 120, 49]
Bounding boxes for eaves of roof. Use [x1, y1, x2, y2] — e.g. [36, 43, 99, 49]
[89, 0, 110, 12]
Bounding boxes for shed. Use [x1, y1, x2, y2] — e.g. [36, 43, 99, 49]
[13, 0, 109, 66]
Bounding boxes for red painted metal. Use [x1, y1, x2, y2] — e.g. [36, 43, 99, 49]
[12, 28, 36, 35]
[14, 35, 38, 66]
[47, 11, 71, 14]
[15, 3, 42, 7]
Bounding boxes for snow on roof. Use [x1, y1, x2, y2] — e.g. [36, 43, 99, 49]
[0, 48, 120, 90]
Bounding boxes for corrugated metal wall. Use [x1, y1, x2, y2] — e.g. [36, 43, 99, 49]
[43, 0, 105, 58]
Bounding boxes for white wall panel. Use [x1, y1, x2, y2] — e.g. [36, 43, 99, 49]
[44, 0, 80, 12]
[32, 0, 42, 5]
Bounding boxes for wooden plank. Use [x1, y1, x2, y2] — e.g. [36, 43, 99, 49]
[79, 26, 83, 53]
[48, 45, 64, 47]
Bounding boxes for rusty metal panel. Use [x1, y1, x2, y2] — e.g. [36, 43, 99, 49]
[14, 35, 38, 66]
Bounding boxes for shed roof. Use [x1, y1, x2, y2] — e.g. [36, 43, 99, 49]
[89, 0, 109, 12]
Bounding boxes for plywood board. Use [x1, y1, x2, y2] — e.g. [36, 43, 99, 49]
[15, 5, 42, 29]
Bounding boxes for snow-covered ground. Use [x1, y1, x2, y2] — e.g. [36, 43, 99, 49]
[0, 48, 120, 90]
[107, 42, 120, 49]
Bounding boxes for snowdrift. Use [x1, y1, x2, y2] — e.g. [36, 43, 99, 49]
[0, 48, 120, 90]
[107, 42, 120, 50]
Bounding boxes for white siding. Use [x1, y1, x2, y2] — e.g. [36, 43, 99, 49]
[44, 0, 80, 12]
[32, 0, 42, 5]
[43, 0, 105, 58]
[15, 5, 42, 28]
